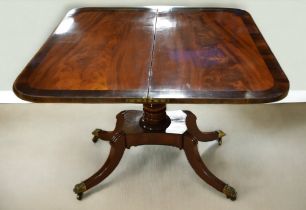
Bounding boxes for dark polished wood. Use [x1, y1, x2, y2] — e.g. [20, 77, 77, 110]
[150, 8, 289, 103]
[13, 7, 289, 201]
[73, 109, 236, 200]
[14, 8, 156, 102]
[13, 7, 289, 103]
[139, 103, 171, 132]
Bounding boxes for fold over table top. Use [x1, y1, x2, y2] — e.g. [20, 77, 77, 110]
[13, 7, 289, 103]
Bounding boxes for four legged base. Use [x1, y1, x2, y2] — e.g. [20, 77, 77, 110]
[73, 110, 237, 201]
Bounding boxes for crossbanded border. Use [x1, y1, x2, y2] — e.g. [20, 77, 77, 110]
[0, 90, 305, 104]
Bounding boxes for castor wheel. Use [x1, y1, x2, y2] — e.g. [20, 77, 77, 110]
[223, 185, 237, 201]
[92, 129, 102, 143]
[92, 136, 99, 143]
[76, 193, 83, 200]
[216, 130, 225, 146]
[226, 193, 237, 201]
[73, 182, 87, 200]
[227, 195, 237, 201]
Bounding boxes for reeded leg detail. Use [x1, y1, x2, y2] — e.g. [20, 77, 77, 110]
[91, 111, 126, 143]
[183, 132, 237, 200]
[74, 132, 126, 200]
[74, 109, 236, 201]
[92, 128, 116, 143]
[184, 111, 226, 144]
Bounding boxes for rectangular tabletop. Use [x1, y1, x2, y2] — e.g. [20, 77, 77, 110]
[13, 7, 289, 103]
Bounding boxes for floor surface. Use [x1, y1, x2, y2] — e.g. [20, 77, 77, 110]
[0, 103, 306, 210]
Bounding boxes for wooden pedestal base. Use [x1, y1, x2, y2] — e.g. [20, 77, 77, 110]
[73, 105, 237, 201]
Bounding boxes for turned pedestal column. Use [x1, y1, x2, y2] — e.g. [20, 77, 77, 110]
[73, 103, 237, 201]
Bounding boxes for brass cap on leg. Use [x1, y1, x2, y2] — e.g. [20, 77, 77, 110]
[223, 184, 237, 201]
[216, 130, 225, 145]
[92, 129, 102, 136]
[73, 182, 87, 194]
[217, 130, 226, 138]
[73, 182, 87, 200]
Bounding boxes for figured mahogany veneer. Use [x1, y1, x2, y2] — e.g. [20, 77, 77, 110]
[13, 7, 289, 103]
[13, 7, 290, 201]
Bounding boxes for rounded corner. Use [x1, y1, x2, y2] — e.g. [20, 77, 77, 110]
[66, 7, 90, 17]
[226, 8, 252, 17]
[260, 82, 290, 103]
[12, 82, 37, 103]
[12, 81, 22, 98]
[237, 8, 251, 16]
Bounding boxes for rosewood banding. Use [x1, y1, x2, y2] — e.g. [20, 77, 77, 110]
[12, 7, 289, 202]
[13, 8, 289, 104]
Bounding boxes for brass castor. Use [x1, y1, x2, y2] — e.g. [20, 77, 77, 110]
[73, 182, 87, 200]
[216, 130, 225, 146]
[92, 136, 99, 143]
[92, 129, 102, 143]
[223, 185, 237, 201]
[76, 193, 83, 200]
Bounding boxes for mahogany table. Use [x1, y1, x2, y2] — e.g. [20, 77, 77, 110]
[13, 7, 289, 201]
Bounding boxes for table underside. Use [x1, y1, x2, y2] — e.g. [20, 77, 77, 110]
[13, 7, 289, 103]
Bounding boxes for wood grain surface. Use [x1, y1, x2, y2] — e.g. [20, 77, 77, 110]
[14, 8, 157, 102]
[149, 8, 288, 103]
[13, 7, 289, 103]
